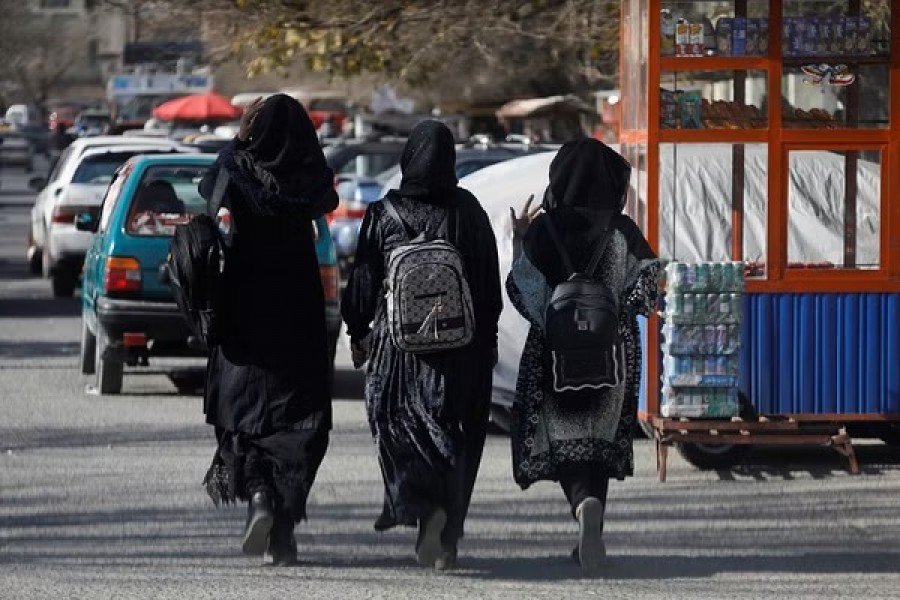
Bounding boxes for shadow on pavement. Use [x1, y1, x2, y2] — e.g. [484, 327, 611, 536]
[0, 296, 81, 319]
[0, 340, 79, 358]
[720, 443, 900, 480]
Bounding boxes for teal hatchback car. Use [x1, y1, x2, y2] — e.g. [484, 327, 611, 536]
[78, 154, 341, 394]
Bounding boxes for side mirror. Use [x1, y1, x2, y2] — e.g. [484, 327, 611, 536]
[28, 176, 46, 191]
[74, 212, 98, 233]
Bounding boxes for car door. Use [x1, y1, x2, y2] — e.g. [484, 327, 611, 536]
[83, 162, 133, 325]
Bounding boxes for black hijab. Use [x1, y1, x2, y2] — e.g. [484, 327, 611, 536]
[524, 139, 651, 286]
[237, 93, 333, 199]
[394, 120, 458, 203]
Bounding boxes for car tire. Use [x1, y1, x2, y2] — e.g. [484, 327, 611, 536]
[26, 237, 42, 275]
[95, 331, 123, 395]
[676, 442, 749, 470]
[51, 270, 76, 298]
[80, 318, 96, 375]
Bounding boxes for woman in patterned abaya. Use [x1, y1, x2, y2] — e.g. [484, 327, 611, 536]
[342, 120, 502, 571]
[507, 139, 660, 574]
[199, 94, 338, 566]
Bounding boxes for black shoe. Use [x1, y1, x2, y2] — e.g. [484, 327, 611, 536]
[265, 515, 298, 567]
[434, 543, 458, 571]
[415, 508, 446, 567]
[575, 497, 607, 574]
[242, 490, 274, 556]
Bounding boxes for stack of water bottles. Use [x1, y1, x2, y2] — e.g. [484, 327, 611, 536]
[661, 261, 744, 418]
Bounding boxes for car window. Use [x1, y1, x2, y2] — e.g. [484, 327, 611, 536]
[336, 151, 402, 178]
[48, 147, 72, 183]
[99, 163, 134, 233]
[72, 152, 141, 185]
[126, 164, 211, 237]
[455, 159, 499, 179]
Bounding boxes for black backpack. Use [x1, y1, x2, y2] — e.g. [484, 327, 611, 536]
[166, 169, 229, 349]
[543, 216, 623, 401]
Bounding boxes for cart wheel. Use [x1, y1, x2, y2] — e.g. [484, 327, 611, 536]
[676, 442, 749, 470]
[879, 423, 900, 447]
[637, 419, 656, 440]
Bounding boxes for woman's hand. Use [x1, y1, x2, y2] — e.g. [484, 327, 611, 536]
[237, 97, 264, 142]
[509, 194, 540, 239]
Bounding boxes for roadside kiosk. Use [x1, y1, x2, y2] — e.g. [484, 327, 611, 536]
[618, 0, 900, 479]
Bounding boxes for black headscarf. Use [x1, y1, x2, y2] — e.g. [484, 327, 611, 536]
[524, 139, 651, 286]
[394, 120, 457, 203]
[236, 94, 333, 199]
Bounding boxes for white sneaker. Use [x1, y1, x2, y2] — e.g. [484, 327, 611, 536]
[576, 497, 607, 574]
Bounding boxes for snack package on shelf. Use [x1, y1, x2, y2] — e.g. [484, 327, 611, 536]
[661, 261, 743, 419]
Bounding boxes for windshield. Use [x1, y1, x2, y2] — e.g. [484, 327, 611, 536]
[126, 164, 211, 237]
[71, 152, 145, 185]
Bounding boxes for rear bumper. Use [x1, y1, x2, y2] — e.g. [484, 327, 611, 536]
[96, 297, 197, 351]
[49, 226, 94, 263]
[96, 298, 342, 360]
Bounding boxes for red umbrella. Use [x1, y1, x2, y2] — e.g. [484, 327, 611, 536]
[152, 93, 242, 121]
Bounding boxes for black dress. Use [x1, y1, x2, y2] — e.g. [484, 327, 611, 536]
[200, 139, 336, 522]
[342, 189, 502, 540]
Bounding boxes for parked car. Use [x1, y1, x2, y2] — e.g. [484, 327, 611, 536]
[3, 104, 49, 155]
[68, 109, 112, 138]
[323, 138, 406, 271]
[27, 136, 184, 295]
[78, 153, 342, 394]
[0, 132, 35, 172]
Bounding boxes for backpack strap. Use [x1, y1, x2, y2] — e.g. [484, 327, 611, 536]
[383, 197, 455, 242]
[585, 224, 615, 277]
[207, 167, 230, 217]
[382, 198, 413, 242]
[544, 215, 575, 276]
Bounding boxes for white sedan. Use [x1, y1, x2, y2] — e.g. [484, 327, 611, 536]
[28, 136, 183, 296]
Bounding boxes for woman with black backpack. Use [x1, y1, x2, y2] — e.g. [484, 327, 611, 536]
[198, 94, 338, 566]
[342, 120, 502, 571]
[507, 139, 660, 574]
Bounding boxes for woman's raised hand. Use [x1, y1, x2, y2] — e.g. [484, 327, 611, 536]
[238, 97, 264, 142]
[509, 194, 540, 239]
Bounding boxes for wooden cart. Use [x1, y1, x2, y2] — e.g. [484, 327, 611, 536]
[619, 0, 900, 478]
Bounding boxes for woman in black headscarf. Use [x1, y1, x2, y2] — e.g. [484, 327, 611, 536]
[198, 94, 338, 566]
[507, 139, 660, 574]
[342, 120, 502, 570]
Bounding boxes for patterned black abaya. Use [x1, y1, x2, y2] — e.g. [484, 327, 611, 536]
[342, 121, 502, 543]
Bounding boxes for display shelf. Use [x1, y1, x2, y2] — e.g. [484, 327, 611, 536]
[782, 55, 890, 66]
[660, 56, 771, 70]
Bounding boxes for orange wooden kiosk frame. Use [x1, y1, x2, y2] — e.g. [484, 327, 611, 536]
[619, 0, 900, 478]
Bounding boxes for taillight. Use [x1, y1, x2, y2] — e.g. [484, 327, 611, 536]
[105, 257, 141, 293]
[52, 205, 92, 225]
[329, 200, 367, 221]
[319, 265, 339, 301]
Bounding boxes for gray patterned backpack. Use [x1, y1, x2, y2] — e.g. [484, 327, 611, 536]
[381, 199, 475, 353]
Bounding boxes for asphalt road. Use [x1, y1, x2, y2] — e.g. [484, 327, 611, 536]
[1, 161, 899, 599]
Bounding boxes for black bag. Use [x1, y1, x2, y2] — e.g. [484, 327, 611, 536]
[543, 216, 623, 401]
[166, 168, 229, 348]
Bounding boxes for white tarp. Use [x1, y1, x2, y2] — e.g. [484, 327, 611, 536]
[461, 145, 881, 400]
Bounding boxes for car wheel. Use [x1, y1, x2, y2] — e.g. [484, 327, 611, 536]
[41, 240, 51, 279]
[676, 442, 749, 470]
[488, 404, 512, 434]
[26, 232, 42, 275]
[80, 318, 96, 375]
[51, 270, 76, 298]
[95, 331, 123, 395]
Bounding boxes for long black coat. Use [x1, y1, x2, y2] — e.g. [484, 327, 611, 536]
[200, 140, 337, 436]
